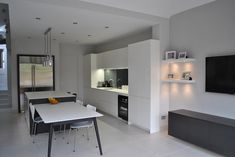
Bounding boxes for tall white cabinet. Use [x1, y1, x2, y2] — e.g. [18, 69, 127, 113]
[128, 39, 161, 133]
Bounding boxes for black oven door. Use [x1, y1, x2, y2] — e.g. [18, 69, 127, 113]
[118, 95, 128, 121]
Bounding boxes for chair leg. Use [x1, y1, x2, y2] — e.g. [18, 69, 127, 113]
[33, 123, 37, 143]
[31, 122, 34, 135]
[62, 124, 66, 139]
[53, 128, 56, 140]
[31, 122, 35, 143]
[73, 129, 78, 152]
[59, 124, 62, 133]
[86, 127, 89, 141]
[67, 127, 72, 144]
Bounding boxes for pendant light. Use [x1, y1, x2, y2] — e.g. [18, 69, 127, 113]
[43, 27, 53, 67]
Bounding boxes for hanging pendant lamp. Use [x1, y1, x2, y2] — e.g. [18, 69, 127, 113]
[43, 27, 53, 67]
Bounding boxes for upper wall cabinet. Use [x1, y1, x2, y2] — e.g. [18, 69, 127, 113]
[96, 47, 128, 69]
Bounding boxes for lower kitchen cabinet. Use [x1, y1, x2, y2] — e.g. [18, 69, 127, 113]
[129, 96, 150, 130]
[84, 88, 120, 117]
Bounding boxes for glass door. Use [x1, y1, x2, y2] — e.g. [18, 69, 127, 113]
[0, 44, 8, 91]
[0, 3, 11, 110]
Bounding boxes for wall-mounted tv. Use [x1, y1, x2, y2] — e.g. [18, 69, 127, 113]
[206, 55, 235, 94]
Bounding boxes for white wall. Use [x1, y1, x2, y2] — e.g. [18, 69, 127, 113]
[169, 0, 235, 119]
[94, 28, 152, 53]
[152, 22, 170, 130]
[11, 39, 92, 110]
[59, 43, 86, 100]
[11, 38, 60, 110]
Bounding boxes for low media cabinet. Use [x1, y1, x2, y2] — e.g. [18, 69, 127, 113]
[169, 109, 235, 157]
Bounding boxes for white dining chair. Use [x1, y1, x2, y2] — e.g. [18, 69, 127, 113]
[76, 99, 84, 106]
[29, 103, 43, 143]
[67, 104, 96, 152]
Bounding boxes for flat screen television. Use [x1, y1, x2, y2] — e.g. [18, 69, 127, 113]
[206, 55, 235, 94]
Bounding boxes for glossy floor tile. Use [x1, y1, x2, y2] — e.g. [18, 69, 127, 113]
[0, 111, 223, 157]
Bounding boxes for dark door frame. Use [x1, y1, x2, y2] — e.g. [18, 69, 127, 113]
[17, 54, 55, 113]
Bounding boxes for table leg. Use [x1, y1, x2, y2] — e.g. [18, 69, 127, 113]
[48, 124, 53, 157]
[93, 118, 103, 155]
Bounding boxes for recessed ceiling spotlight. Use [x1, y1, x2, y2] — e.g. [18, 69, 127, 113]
[88, 35, 92, 37]
[73, 22, 78, 25]
[61, 32, 65, 35]
[105, 26, 110, 29]
[35, 17, 41, 20]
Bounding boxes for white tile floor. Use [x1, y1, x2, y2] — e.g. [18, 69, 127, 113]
[0, 111, 224, 157]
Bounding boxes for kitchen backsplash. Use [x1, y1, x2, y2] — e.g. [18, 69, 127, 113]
[103, 69, 128, 88]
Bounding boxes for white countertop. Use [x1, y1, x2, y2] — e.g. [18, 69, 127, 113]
[92, 87, 128, 95]
[25, 91, 76, 100]
[20, 85, 53, 88]
[34, 102, 103, 123]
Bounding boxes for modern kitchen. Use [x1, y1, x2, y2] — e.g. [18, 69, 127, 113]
[83, 40, 162, 133]
[1, 0, 235, 157]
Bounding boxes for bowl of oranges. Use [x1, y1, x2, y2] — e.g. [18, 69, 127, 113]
[48, 98, 59, 105]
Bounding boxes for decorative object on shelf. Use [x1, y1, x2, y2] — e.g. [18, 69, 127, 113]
[165, 51, 176, 60]
[168, 73, 174, 79]
[182, 72, 192, 80]
[178, 52, 187, 59]
[43, 27, 53, 67]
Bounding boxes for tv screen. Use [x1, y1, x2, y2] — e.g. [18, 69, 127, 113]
[206, 55, 235, 94]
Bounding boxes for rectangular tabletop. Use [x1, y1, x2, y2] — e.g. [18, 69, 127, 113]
[34, 102, 103, 124]
[25, 91, 76, 100]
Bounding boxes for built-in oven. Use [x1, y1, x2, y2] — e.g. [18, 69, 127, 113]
[118, 95, 128, 121]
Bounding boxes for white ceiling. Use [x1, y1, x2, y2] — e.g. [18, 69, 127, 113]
[0, 0, 215, 45]
[6, 0, 157, 45]
[80, 0, 215, 18]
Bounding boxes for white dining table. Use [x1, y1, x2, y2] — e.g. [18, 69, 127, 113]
[34, 102, 103, 157]
[24, 91, 76, 131]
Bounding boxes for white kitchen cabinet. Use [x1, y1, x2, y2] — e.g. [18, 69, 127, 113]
[129, 96, 150, 130]
[83, 54, 104, 88]
[128, 42, 151, 98]
[84, 88, 119, 117]
[128, 39, 161, 133]
[96, 47, 128, 69]
[83, 53, 126, 118]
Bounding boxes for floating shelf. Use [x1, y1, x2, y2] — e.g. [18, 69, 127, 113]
[162, 79, 196, 84]
[162, 58, 195, 64]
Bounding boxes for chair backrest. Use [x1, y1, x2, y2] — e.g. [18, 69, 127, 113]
[86, 104, 96, 111]
[76, 99, 84, 106]
[29, 103, 35, 120]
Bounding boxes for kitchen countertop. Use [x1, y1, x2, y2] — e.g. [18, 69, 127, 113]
[25, 91, 76, 100]
[92, 87, 128, 95]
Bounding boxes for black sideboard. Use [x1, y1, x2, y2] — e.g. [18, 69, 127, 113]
[168, 109, 235, 157]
